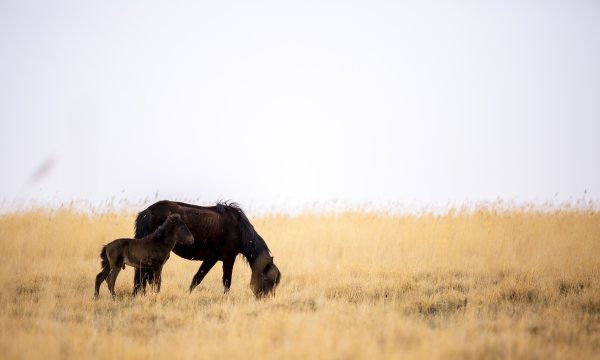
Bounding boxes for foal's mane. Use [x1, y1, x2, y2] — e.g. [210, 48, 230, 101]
[152, 215, 174, 239]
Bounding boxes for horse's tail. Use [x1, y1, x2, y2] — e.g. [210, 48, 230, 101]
[135, 209, 153, 239]
[100, 246, 109, 269]
[133, 208, 155, 291]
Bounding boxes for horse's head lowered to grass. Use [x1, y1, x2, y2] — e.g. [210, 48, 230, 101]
[250, 253, 281, 298]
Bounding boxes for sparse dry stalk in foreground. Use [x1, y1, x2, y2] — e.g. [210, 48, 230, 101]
[0, 207, 598, 359]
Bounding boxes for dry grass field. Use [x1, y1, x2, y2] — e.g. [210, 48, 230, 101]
[0, 205, 598, 359]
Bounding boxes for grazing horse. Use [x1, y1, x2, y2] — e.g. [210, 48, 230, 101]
[95, 213, 194, 298]
[133, 201, 281, 298]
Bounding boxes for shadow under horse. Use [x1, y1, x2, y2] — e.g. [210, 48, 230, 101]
[133, 201, 281, 298]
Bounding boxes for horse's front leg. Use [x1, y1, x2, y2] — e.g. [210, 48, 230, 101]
[189, 258, 217, 293]
[222, 256, 236, 294]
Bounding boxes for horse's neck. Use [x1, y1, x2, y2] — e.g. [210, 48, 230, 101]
[248, 250, 271, 270]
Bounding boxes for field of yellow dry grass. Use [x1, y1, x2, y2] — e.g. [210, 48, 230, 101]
[0, 206, 598, 359]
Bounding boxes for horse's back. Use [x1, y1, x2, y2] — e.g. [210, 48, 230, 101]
[137, 201, 190, 236]
[144, 201, 225, 232]
[138, 200, 235, 261]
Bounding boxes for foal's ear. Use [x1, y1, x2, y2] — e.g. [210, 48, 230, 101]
[169, 213, 182, 221]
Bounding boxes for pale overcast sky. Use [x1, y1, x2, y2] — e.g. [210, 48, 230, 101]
[1, 1, 599, 211]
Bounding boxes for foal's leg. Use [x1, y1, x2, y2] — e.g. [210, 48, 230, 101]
[189, 258, 217, 293]
[222, 256, 236, 294]
[107, 264, 123, 299]
[142, 268, 154, 293]
[133, 268, 144, 296]
[133, 267, 154, 296]
[152, 265, 164, 293]
[95, 265, 110, 297]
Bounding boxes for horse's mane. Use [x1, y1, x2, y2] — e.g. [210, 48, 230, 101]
[215, 201, 270, 264]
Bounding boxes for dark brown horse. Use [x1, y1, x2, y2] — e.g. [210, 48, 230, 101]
[133, 201, 281, 298]
[95, 213, 194, 298]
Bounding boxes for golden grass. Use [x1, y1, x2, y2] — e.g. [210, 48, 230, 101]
[0, 207, 599, 359]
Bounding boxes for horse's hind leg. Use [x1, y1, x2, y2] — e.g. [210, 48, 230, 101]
[189, 258, 217, 293]
[95, 266, 110, 298]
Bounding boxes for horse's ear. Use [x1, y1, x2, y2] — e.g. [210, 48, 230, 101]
[170, 213, 181, 221]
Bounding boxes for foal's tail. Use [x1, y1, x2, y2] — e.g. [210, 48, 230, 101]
[99, 246, 109, 269]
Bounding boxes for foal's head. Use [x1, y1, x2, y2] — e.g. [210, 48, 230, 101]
[166, 213, 194, 246]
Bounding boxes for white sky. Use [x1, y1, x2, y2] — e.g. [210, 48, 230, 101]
[1, 1, 599, 211]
